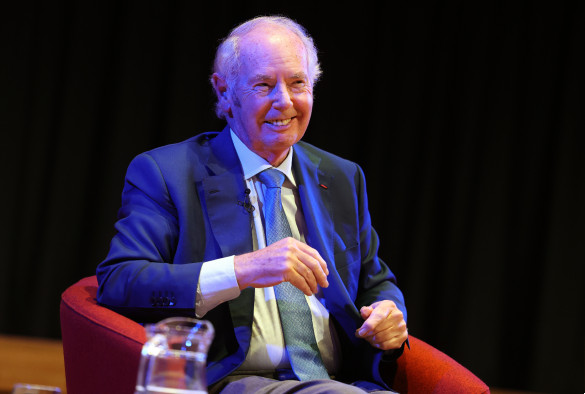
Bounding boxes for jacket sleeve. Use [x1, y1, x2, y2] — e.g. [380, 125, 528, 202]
[96, 153, 202, 322]
[352, 163, 407, 319]
[351, 164, 408, 386]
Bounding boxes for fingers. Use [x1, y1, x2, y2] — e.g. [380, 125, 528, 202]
[234, 237, 329, 294]
[280, 238, 329, 295]
[363, 328, 408, 350]
[355, 301, 408, 350]
[289, 239, 328, 275]
[357, 301, 394, 335]
[284, 254, 319, 295]
[360, 318, 408, 350]
[291, 240, 329, 286]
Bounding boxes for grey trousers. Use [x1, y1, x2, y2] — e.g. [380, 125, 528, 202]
[210, 375, 397, 393]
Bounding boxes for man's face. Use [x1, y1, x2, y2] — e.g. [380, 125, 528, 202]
[224, 27, 313, 165]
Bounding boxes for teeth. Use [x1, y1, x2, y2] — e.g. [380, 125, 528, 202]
[268, 118, 292, 126]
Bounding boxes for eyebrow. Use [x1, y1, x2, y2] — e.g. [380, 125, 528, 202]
[250, 72, 309, 82]
[250, 74, 272, 83]
[290, 72, 308, 80]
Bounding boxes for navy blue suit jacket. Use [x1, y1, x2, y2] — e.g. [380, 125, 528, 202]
[97, 127, 407, 386]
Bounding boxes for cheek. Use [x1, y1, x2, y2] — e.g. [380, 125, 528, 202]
[305, 100, 313, 117]
[247, 101, 271, 123]
[299, 92, 313, 111]
[298, 97, 313, 120]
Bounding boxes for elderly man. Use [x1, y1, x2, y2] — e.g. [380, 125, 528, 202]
[97, 16, 408, 393]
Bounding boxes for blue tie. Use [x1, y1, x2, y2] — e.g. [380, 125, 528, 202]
[257, 168, 330, 381]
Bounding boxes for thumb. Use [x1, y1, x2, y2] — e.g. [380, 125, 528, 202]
[360, 305, 374, 319]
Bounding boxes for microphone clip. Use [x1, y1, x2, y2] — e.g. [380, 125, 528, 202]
[238, 188, 255, 213]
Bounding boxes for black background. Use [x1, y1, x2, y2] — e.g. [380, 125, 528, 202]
[2, 2, 584, 392]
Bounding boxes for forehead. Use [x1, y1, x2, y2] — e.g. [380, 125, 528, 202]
[237, 27, 309, 79]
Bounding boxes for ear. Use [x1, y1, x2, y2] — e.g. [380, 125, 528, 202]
[212, 73, 227, 97]
[212, 73, 231, 115]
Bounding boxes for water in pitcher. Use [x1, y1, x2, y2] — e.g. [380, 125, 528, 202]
[135, 318, 214, 394]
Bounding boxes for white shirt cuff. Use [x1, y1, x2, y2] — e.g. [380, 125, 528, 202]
[195, 255, 240, 317]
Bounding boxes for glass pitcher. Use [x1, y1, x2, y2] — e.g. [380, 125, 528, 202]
[135, 317, 214, 394]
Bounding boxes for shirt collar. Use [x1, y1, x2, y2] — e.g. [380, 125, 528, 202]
[230, 129, 296, 186]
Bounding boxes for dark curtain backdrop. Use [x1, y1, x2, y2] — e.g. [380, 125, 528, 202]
[2, 2, 583, 392]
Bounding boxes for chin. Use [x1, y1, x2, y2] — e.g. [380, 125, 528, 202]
[272, 131, 303, 147]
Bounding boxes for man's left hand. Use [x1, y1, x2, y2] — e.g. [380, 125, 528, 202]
[355, 300, 408, 350]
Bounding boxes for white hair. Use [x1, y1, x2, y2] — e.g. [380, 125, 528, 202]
[211, 16, 321, 118]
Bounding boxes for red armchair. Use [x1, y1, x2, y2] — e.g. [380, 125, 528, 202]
[60, 276, 490, 394]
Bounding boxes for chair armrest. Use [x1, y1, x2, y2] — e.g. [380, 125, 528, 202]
[60, 276, 146, 394]
[383, 335, 490, 393]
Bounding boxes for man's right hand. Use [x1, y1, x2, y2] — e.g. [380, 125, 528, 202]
[234, 237, 329, 296]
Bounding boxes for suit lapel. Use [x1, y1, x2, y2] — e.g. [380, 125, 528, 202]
[293, 146, 362, 345]
[202, 127, 255, 359]
[292, 146, 334, 263]
[203, 127, 253, 258]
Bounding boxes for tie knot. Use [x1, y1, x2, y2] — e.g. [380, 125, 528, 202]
[258, 168, 285, 188]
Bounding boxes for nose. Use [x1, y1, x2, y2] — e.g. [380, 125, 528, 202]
[271, 83, 293, 110]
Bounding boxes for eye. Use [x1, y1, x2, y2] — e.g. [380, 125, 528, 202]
[290, 80, 307, 92]
[253, 83, 271, 92]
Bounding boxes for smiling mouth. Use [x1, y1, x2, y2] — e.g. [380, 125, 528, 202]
[265, 118, 293, 126]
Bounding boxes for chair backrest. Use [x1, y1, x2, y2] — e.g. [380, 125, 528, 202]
[60, 276, 146, 394]
[61, 276, 490, 394]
